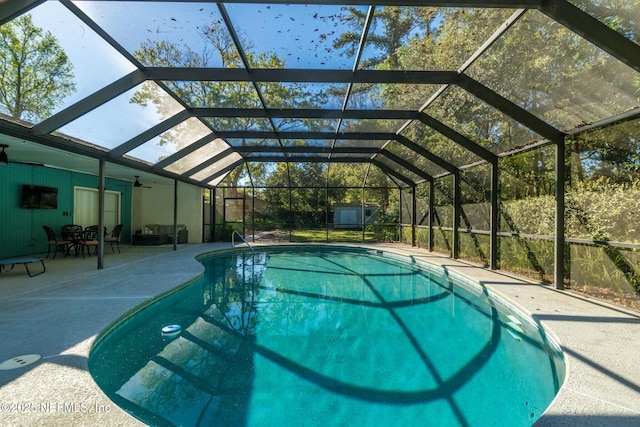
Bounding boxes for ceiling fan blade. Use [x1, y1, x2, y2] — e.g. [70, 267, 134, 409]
[133, 176, 152, 188]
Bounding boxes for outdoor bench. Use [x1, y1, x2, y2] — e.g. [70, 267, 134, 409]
[0, 257, 46, 277]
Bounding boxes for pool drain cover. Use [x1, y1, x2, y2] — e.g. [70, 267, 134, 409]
[0, 354, 41, 370]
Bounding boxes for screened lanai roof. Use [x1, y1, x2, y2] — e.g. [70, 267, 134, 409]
[0, 0, 638, 188]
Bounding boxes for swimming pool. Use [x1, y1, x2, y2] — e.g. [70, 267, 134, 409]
[89, 245, 565, 426]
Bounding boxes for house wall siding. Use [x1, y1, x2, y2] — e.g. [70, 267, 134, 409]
[0, 163, 132, 258]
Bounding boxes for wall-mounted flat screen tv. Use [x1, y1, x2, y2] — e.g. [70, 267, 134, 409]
[21, 185, 58, 209]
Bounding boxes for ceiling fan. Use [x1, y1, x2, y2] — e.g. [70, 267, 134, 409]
[133, 176, 152, 188]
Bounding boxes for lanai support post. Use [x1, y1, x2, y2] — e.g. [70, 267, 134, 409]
[412, 185, 417, 247]
[490, 160, 499, 270]
[242, 190, 246, 238]
[555, 137, 566, 289]
[289, 185, 293, 242]
[323, 168, 328, 242]
[452, 172, 460, 260]
[428, 180, 434, 252]
[214, 187, 222, 242]
[362, 165, 371, 243]
[173, 179, 178, 251]
[362, 184, 366, 242]
[398, 187, 403, 243]
[97, 158, 105, 269]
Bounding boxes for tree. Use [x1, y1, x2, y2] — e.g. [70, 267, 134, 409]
[333, 6, 434, 70]
[131, 36, 259, 193]
[0, 14, 75, 122]
[131, 24, 337, 193]
[573, 0, 639, 44]
[569, 119, 640, 185]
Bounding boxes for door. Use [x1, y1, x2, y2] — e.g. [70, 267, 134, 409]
[339, 208, 358, 228]
[224, 197, 245, 238]
[74, 187, 121, 230]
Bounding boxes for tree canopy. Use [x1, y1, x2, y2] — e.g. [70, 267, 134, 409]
[0, 14, 75, 122]
[131, 4, 639, 204]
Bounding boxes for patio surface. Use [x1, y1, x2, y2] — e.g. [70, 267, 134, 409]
[0, 242, 638, 426]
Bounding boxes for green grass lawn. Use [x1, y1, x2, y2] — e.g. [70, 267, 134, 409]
[290, 228, 373, 242]
[253, 225, 399, 243]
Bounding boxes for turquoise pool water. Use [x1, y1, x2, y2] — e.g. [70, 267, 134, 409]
[89, 246, 565, 427]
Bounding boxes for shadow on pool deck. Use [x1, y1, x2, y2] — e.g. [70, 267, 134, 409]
[0, 242, 638, 426]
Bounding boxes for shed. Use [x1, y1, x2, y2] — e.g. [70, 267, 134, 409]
[333, 204, 379, 229]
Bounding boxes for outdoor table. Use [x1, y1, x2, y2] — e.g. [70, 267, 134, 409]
[62, 226, 84, 257]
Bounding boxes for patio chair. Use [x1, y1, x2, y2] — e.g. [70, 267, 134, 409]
[105, 224, 123, 253]
[42, 225, 72, 259]
[81, 226, 100, 258]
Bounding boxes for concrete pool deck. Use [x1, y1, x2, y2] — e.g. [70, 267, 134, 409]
[0, 242, 638, 426]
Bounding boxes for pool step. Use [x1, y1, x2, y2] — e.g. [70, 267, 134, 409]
[506, 314, 523, 341]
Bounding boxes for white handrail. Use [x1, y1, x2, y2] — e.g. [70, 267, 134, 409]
[232, 230, 254, 253]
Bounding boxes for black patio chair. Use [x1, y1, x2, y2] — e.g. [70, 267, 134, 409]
[80, 226, 100, 258]
[42, 225, 72, 259]
[105, 224, 123, 253]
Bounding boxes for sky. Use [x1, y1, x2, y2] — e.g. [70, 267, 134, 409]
[22, 1, 375, 165]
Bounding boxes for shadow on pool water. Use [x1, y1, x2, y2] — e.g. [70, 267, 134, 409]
[89, 246, 565, 427]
